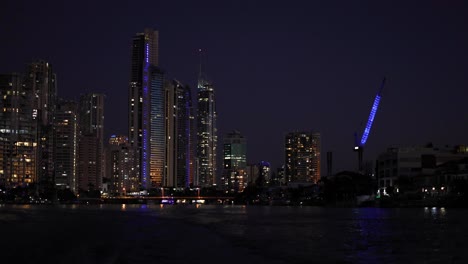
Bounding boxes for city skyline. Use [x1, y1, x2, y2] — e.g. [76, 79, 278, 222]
[2, 2, 468, 263]
[1, 1, 467, 173]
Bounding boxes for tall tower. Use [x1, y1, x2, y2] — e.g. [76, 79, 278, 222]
[77, 93, 105, 192]
[285, 131, 321, 183]
[107, 135, 135, 195]
[176, 81, 195, 188]
[0, 73, 37, 188]
[26, 61, 57, 127]
[54, 99, 78, 192]
[128, 28, 159, 190]
[196, 50, 217, 187]
[78, 93, 105, 140]
[148, 66, 165, 188]
[26, 61, 57, 191]
[164, 79, 195, 188]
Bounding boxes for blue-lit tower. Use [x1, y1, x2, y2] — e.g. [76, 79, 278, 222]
[354, 78, 386, 172]
[128, 29, 159, 190]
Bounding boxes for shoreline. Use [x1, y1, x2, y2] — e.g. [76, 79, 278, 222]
[2, 199, 468, 208]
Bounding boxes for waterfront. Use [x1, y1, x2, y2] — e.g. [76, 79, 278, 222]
[0, 205, 467, 263]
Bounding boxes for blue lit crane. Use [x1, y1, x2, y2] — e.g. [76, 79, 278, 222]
[354, 78, 386, 172]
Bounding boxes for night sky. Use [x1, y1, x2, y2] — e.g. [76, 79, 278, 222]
[1, 0, 467, 174]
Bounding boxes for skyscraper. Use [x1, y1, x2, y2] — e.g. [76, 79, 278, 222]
[54, 99, 78, 192]
[26, 61, 57, 191]
[285, 131, 321, 183]
[164, 79, 195, 188]
[78, 93, 105, 140]
[175, 81, 195, 188]
[26, 61, 57, 127]
[197, 51, 217, 187]
[77, 93, 105, 192]
[0, 73, 37, 188]
[148, 66, 165, 188]
[222, 130, 247, 192]
[128, 28, 159, 190]
[107, 135, 135, 196]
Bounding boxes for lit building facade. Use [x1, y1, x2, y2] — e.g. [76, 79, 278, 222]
[0, 73, 37, 187]
[196, 61, 217, 187]
[26, 61, 57, 190]
[107, 135, 136, 196]
[148, 66, 165, 188]
[221, 130, 247, 192]
[77, 135, 99, 191]
[54, 99, 78, 192]
[128, 28, 159, 190]
[164, 79, 195, 188]
[285, 131, 321, 183]
[175, 81, 195, 188]
[77, 93, 105, 192]
[258, 161, 271, 185]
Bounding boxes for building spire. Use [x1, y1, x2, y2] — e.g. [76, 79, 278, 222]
[198, 49, 207, 89]
[197, 49, 213, 90]
[198, 48, 202, 80]
[198, 48, 205, 88]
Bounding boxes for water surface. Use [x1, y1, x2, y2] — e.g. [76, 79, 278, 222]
[0, 204, 466, 263]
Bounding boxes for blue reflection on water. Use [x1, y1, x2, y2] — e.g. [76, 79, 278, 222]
[1, 204, 466, 263]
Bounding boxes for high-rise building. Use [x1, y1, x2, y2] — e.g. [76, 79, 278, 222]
[107, 135, 136, 196]
[221, 130, 247, 192]
[196, 52, 217, 187]
[26, 61, 57, 191]
[164, 79, 195, 188]
[176, 82, 195, 188]
[128, 28, 159, 190]
[78, 93, 105, 140]
[147, 66, 165, 188]
[77, 93, 105, 192]
[285, 131, 321, 183]
[26, 61, 57, 127]
[0, 73, 37, 188]
[77, 135, 99, 192]
[54, 99, 78, 192]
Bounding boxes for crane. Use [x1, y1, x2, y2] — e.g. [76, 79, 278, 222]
[354, 78, 386, 173]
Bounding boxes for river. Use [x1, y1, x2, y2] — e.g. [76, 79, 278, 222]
[0, 204, 466, 263]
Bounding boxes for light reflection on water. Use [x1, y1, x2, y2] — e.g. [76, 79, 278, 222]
[153, 205, 465, 263]
[0, 204, 466, 263]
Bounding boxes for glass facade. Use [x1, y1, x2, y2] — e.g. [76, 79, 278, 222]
[128, 29, 159, 190]
[197, 77, 217, 187]
[148, 67, 165, 188]
[54, 99, 78, 192]
[222, 131, 247, 192]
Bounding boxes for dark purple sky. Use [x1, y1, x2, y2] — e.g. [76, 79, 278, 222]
[1, 0, 467, 174]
